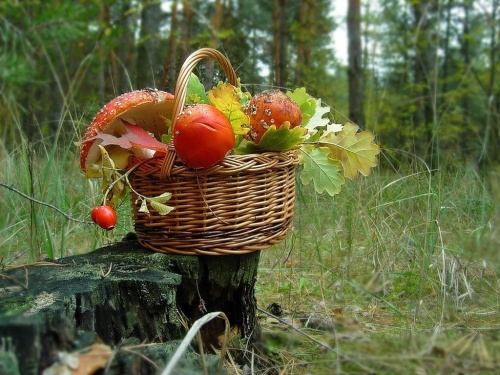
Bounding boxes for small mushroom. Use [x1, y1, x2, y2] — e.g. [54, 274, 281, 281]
[244, 89, 302, 143]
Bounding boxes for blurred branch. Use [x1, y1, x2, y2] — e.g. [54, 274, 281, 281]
[0, 182, 91, 224]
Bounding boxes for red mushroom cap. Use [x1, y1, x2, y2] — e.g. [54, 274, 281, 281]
[80, 89, 174, 171]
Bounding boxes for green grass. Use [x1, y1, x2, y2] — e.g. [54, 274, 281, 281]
[0, 132, 135, 264]
[1, 134, 499, 373]
[254, 151, 500, 374]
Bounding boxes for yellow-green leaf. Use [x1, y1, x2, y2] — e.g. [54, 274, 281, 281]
[299, 146, 345, 196]
[286, 87, 316, 126]
[240, 123, 307, 153]
[207, 82, 249, 135]
[148, 192, 172, 204]
[97, 145, 128, 205]
[149, 200, 175, 215]
[138, 198, 149, 214]
[320, 122, 380, 180]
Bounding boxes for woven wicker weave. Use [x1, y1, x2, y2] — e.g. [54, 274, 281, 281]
[129, 48, 299, 255]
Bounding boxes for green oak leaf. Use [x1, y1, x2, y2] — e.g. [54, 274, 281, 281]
[320, 122, 380, 180]
[186, 73, 209, 105]
[241, 123, 307, 153]
[286, 87, 316, 126]
[299, 146, 345, 196]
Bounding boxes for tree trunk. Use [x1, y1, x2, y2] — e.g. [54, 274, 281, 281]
[272, 0, 281, 86]
[347, 0, 365, 126]
[459, 0, 472, 155]
[204, 0, 224, 88]
[162, 0, 180, 92]
[0, 239, 262, 375]
[181, 0, 195, 61]
[484, 0, 499, 165]
[136, 0, 163, 88]
[295, 0, 307, 86]
[115, 0, 136, 94]
[411, 0, 435, 157]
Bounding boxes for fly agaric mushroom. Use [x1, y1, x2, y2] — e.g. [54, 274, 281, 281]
[244, 89, 302, 143]
[80, 89, 174, 172]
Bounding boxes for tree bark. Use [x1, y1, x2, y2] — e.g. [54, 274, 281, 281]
[347, 0, 365, 126]
[0, 239, 262, 375]
[204, 0, 224, 88]
[459, 0, 472, 155]
[162, 0, 180, 92]
[272, 0, 288, 87]
[181, 0, 195, 61]
[136, 0, 163, 88]
[484, 0, 499, 164]
[115, 0, 136, 94]
[411, 0, 435, 157]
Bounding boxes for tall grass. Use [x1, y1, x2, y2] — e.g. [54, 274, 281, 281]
[0, 120, 134, 264]
[2, 108, 499, 374]
[257, 150, 500, 374]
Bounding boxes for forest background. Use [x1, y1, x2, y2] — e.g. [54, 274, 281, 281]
[2, 0, 499, 166]
[2, 0, 500, 373]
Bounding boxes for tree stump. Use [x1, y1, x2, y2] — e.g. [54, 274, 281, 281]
[0, 237, 261, 374]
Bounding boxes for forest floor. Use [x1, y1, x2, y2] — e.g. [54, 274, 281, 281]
[2, 154, 500, 374]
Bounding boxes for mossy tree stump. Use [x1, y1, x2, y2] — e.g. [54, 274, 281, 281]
[0, 238, 262, 374]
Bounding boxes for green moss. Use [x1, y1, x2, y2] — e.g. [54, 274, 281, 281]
[0, 296, 34, 318]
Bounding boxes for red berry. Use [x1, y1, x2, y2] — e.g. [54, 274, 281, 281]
[91, 206, 100, 223]
[91, 205, 117, 230]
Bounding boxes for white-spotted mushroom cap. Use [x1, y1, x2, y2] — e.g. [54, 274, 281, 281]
[80, 89, 174, 171]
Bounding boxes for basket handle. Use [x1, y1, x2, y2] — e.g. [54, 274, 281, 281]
[160, 48, 239, 179]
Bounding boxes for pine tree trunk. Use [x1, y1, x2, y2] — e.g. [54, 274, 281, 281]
[136, 0, 163, 88]
[347, 0, 365, 126]
[411, 0, 435, 158]
[162, 0, 180, 92]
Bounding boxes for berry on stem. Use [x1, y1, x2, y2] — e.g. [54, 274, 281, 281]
[91, 205, 117, 230]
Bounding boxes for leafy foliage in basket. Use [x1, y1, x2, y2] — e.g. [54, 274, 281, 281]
[79, 73, 380, 225]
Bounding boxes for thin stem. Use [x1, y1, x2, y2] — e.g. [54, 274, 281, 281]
[0, 182, 91, 224]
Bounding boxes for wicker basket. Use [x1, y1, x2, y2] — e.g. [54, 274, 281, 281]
[129, 48, 299, 255]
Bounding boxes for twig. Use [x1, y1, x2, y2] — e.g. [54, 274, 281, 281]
[257, 307, 378, 373]
[0, 267, 29, 290]
[0, 182, 91, 224]
[161, 312, 229, 375]
[120, 345, 162, 371]
[257, 307, 338, 355]
[100, 263, 113, 278]
[5, 261, 70, 271]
